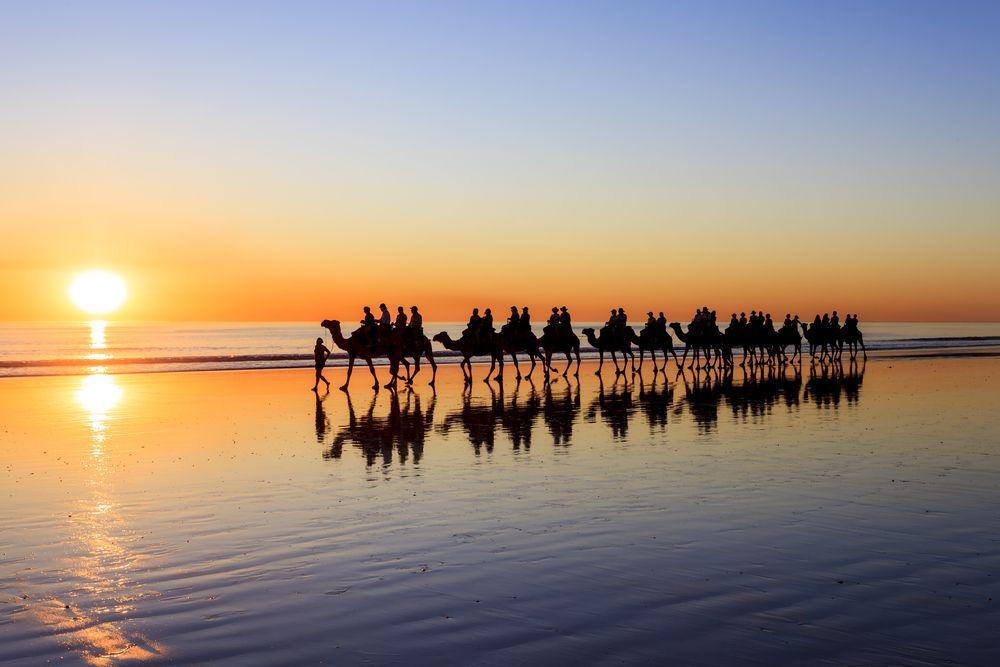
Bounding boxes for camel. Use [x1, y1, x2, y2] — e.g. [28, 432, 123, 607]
[432, 332, 501, 384]
[495, 325, 548, 382]
[580, 327, 635, 376]
[799, 322, 836, 361]
[773, 325, 802, 363]
[625, 326, 680, 373]
[321, 319, 404, 391]
[396, 330, 439, 387]
[669, 323, 725, 369]
[537, 327, 581, 378]
[839, 326, 867, 360]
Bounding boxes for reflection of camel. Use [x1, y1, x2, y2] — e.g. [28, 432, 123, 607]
[537, 327, 581, 378]
[584, 376, 634, 439]
[637, 377, 674, 431]
[438, 384, 504, 454]
[723, 364, 801, 422]
[581, 328, 634, 376]
[541, 377, 580, 445]
[804, 359, 865, 410]
[327, 390, 436, 465]
[677, 367, 727, 432]
[437, 382, 543, 452]
[627, 327, 680, 373]
[316, 357, 871, 466]
[321, 319, 402, 391]
[432, 332, 501, 384]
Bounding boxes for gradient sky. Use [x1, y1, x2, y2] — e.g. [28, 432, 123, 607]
[2, 1, 999, 321]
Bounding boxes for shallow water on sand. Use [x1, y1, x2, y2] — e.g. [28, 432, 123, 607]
[2, 358, 1000, 665]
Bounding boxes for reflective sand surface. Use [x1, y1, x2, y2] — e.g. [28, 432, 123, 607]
[2, 358, 999, 665]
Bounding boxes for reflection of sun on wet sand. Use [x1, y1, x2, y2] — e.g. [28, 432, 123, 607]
[19, 373, 165, 665]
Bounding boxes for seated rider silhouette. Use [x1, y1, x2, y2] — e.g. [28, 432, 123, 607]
[464, 308, 482, 344]
[519, 307, 531, 335]
[377, 303, 392, 343]
[482, 308, 494, 337]
[559, 307, 572, 341]
[656, 311, 667, 335]
[395, 306, 408, 343]
[408, 306, 423, 339]
[544, 307, 560, 338]
[358, 306, 376, 345]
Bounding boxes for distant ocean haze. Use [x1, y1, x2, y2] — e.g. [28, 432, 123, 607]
[1, 321, 999, 377]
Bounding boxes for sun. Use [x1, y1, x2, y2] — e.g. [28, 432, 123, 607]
[69, 270, 128, 316]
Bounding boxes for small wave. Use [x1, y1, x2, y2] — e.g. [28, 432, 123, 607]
[2, 336, 1000, 378]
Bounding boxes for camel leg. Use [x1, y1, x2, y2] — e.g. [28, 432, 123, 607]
[408, 356, 420, 384]
[340, 355, 356, 391]
[511, 353, 522, 381]
[364, 357, 379, 391]
[596, 350, 605, 376]
[859, 334, 867, 360]
[428, 353, 437, 387]
[611, 351, 622, 375]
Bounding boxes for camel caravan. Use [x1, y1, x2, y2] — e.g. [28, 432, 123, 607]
[319, 304, 866, 391]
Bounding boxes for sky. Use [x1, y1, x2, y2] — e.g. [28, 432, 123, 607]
[2, 0, 999, 322]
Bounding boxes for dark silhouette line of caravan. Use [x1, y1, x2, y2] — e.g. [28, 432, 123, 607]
[320, 306, 865, 390]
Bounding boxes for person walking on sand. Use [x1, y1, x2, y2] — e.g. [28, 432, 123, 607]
[313, 337, 332, 391]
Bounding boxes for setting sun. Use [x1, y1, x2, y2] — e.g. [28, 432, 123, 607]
[69, 270, 127, 316]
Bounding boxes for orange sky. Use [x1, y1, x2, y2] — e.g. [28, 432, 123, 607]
[3, 4, 1000, 323]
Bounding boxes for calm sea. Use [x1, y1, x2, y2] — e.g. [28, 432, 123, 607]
[1, 321, 999, 377]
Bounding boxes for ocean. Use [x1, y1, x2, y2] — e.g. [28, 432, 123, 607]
[1, 321, 999, 377]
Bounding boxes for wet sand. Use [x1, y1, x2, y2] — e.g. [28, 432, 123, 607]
[2, 357, 999, 665]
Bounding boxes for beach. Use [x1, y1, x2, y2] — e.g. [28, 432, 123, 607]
[2, 355, 999, 664]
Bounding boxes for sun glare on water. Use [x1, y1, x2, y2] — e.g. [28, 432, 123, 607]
[69, 270, 127, 315]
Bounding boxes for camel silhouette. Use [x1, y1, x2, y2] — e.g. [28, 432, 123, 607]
[668, 322, 725, 369]
[432, 331, 501, 384]
[580, 327, 634, 376]
[537, 326, 581, 378]
[496, 325, 548, 382]
[321, 319, 405, 391]
[626, 326, 680, 373]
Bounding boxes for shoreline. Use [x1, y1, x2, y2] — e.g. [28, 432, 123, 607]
[1, 345, 998, 380]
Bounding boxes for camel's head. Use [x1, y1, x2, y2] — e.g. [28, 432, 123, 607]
[432, 332, 449, 344]
[320, 319, 340, 330]
[580, 327, 595, 337]
[669, 322, 682, 329]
